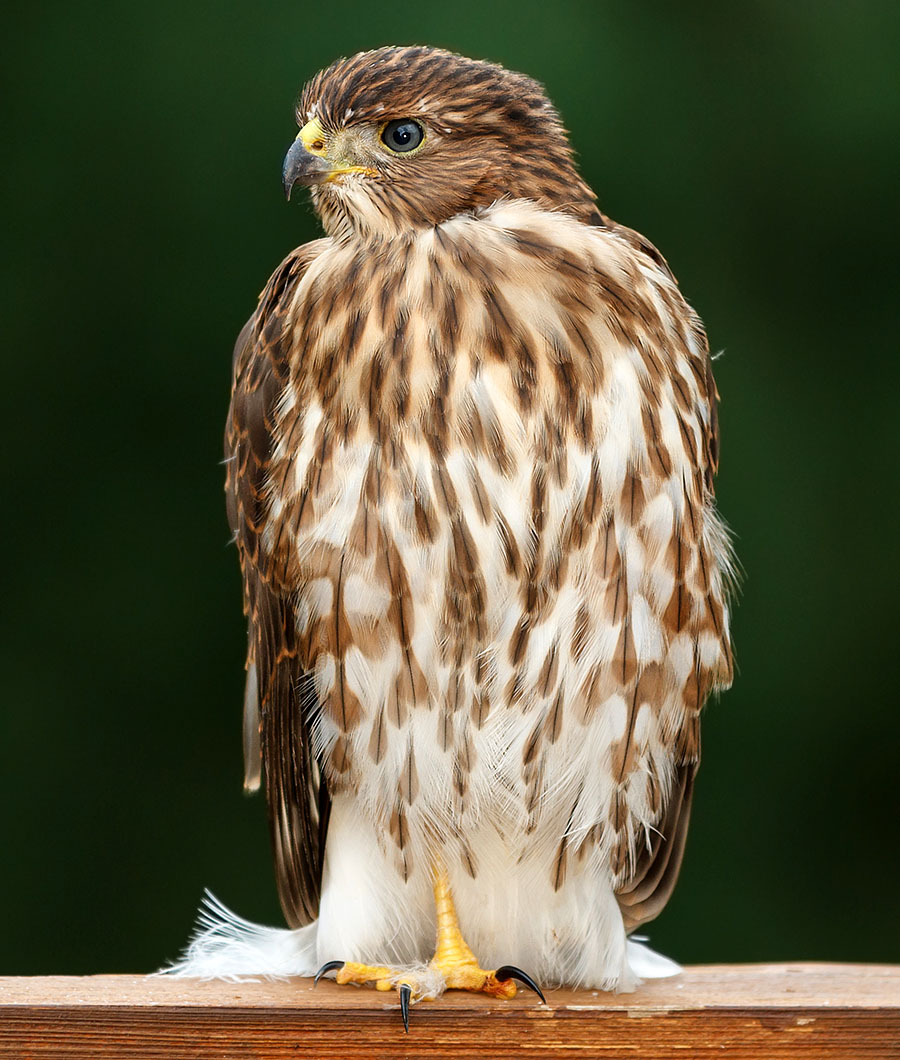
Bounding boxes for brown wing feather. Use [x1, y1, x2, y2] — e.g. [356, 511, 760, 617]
[616, 761, 696, 932]
[612, 277, 726, 929]
[225, 242, 330, 927]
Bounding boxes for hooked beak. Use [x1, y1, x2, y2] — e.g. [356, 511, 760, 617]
[282, 138, 332, 200]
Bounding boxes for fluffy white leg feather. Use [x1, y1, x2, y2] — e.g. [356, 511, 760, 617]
[163, 798, 680, 988]
[444, 818, 680, 992]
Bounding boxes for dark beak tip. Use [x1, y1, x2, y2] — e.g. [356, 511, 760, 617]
[282, 138, 329, 198]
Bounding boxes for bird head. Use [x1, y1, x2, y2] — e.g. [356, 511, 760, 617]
[283, 46, 599, 240]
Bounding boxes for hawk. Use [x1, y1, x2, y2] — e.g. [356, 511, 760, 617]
[182, 46, 735, 1020]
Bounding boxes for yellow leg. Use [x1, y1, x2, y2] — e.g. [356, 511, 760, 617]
[327, 858, 543, 1009]
[427, 860, 517, 998]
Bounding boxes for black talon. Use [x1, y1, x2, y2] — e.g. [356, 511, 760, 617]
[495, 965, 547, 1004]
[314, 960, 344, 986]
[399, 983, 412, 1033]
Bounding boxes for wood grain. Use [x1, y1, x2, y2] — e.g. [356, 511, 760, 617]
[1, 964, 897, 1059]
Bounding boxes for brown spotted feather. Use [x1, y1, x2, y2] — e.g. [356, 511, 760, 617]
[225, 47, 735, 973]
[225, 242, 332, 926]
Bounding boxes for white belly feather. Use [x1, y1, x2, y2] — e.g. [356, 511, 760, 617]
[169, 202, 731, 989]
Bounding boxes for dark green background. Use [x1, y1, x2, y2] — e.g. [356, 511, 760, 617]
[3, 1, 898, 975]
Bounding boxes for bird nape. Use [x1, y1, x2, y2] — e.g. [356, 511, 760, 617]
[169, 45, 735, 1030]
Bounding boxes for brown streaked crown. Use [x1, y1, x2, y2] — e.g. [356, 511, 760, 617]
[295, 46, 602, 236]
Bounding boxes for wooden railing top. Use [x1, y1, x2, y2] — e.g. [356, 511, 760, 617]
[1, 962, 898, 1058]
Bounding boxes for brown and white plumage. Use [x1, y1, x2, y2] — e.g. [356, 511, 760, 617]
[181, 45, 733, 990]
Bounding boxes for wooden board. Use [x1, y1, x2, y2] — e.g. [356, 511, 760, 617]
[1, 963, 898, 1059]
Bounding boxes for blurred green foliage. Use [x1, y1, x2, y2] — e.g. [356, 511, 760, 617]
[2, 0, 898, 974]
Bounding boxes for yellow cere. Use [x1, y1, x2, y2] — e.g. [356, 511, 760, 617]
[297, 117, 378, 181]
[298, 118, 328, 155]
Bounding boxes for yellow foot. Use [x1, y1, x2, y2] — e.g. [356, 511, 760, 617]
[314, 859, 544, 1032]
[315, 958, 540, 1032]
[432, 956, 518, 999]
[322, 958, 519, 999]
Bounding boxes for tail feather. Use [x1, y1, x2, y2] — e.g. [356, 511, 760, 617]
[161, 891, 318, 980]
[626, 935, 681, 980]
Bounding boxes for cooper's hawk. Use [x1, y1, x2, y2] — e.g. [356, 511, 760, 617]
[179, 46, 734, 1024]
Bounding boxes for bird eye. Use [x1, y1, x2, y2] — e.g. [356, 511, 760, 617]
[381, 119, 425, 154]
